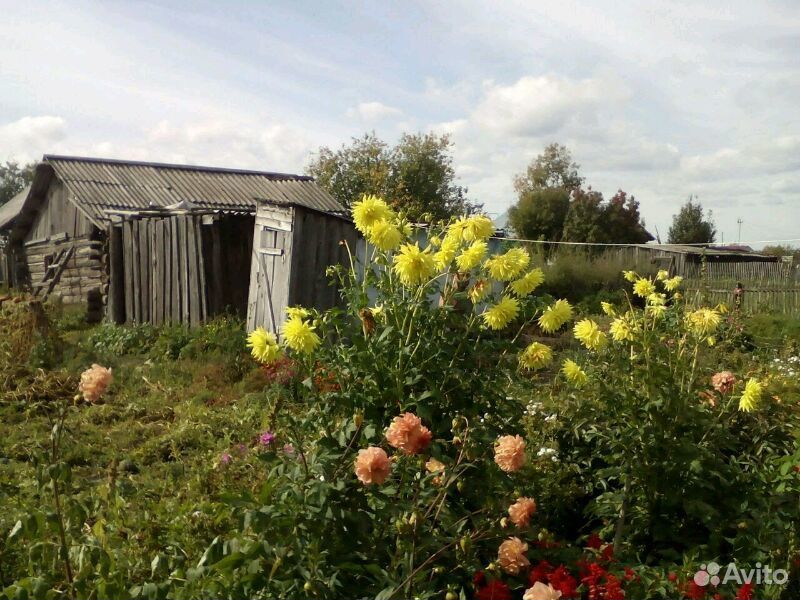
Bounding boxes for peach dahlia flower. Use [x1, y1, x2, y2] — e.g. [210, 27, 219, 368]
[523, 582, 563, 600]
[497, 536, 530, 575]
[712, 371, 736, 394]
[355, 447, 391, 485]
[494, 435, 526, 473]
[508, 497, 537, 527]
[79, 364, 113, 403]
[385, 412, 432, 454]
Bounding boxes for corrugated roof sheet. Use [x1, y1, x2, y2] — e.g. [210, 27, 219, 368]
[635, 243, 774, 259]
[0, 185, 30, 231]
[43, 155, 344, 223]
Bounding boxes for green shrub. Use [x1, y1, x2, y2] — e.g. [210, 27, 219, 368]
[84, 323, 159, 358]
[534, 248, 655, 307]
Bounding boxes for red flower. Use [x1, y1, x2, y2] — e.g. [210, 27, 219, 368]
[735, 583, 753, 600]
[550, 565, 579, 599]
[685, 581, 706, 600]
[668, 573, 678, 582]
[529, 560, 554, 586]
[475, 580, 512, 600]
[604, 573, 625, 600]
[587, 533, 604, 549]
[474, 571, 486, 587]
[624, 567, 637, 581]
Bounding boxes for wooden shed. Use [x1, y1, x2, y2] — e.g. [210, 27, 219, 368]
[5, 155, 346, 324]
[247, 199, 358, 332]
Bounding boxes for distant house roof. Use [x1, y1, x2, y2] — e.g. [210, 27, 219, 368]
[33, 155, 345, 226]
[635, 243, 776, 260]
[0, 185, 31, 232]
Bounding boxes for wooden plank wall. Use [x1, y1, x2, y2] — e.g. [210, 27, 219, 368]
[288, 206, 358, 311]
[118, 214, 209, 325]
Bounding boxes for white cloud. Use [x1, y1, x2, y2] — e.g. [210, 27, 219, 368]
[141, 119, 314, 171]
[471, 75, 624, 137]
[0, 116, 67, 163]
[346, 101, 403, 122]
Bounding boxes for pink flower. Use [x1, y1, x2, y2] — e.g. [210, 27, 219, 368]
[354, 446, 391, 484]
[385, 413, 432, 454]
[711, 371, 736, 394]
[508, 497, 537, 527]
[497, 537, 530, 575]
[494, 435, 526, 473]
[283, 443, 295, 456]
[220, 452, 232, 465]
[78, 364, 113, 403]
[259, 431, 276, 446]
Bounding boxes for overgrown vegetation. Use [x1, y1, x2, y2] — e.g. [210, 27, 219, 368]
[1, 201, 799, 599]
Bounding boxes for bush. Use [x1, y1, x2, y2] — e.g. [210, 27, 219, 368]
[533, 248, 655, 310]
[84, 322, 159, 357]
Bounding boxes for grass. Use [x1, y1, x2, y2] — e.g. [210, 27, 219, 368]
[0, 304, 279, 586]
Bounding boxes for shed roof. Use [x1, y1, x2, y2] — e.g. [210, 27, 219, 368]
[634, 243, 775, 260]
[42, 155, 344, 224]
[0, 185, 31, 231]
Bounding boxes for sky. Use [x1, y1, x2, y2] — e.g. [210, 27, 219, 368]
[1, 0, 799, 246]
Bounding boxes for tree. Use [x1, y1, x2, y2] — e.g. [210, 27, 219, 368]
[762, 244, 800, 263]
[507, 187, 571, 241]
[508, 144, 583, 241]
[667, 197, 716, 244]
[513, 143, 584, 196]
[561, 187, 604, 243]
[306, 132, 479, 221]
[599, 189, 653, 244]
[0, 160, 35, 207]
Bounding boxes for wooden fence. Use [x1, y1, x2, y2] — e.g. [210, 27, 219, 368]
[684, 284, 800, 314]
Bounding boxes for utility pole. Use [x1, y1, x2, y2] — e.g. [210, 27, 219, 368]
[737, 218, 743, 243]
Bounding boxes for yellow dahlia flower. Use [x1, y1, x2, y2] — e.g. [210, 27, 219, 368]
[393, 243, 437, 286]
[366, 219, 402, 251]
[461, 215, 495, 241]
[738, 378, 762, 412]
[647, 293, 666, 306]
[600, 301, 616, 316]
[352, 194, 393, 233]
[573, 319, 607, 351]
[687, 308, 721, 335]
[623, 270, 638, 282]
[484, 247, 529, 281]
[281, 316, 321, 354]
[609, 317, 635, 342]
[468, 279, 491, 304]
[247, 327, 282, 363]
[633, 278, 656, 298]
[286, 306, 311, 319]
[519, 342, 553, 370]
[664, 276, 683, 291]
[509, 268, 545, 297]
[482, 296, 520, 330]
[434, 236, 460, 271]
[538, 300, 573, 333]
[456, 241, 487, 271]
[561, 359, 588, 387]
[656, 269, 669, 281]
